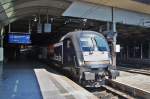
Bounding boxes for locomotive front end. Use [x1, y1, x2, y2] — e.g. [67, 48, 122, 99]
[78, 32, 118, 87]
[80, 53, 112, 87]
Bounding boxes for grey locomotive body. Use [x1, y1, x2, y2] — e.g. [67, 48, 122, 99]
[52, 31, 118, 87]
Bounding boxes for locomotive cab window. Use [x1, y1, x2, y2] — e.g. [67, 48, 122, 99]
[80, 33, 109, 52]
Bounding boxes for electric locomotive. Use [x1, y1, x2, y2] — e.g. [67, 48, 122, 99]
[50, 31, 119, 87]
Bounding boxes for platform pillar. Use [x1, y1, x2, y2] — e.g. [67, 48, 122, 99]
[112, 30, 117, 68]
[111, 7, 117, 68]
[0, 26, 4, 80]
[28, 20, 31, 34]
[0, 59, 3, 80]
[8, 23, 11, 33]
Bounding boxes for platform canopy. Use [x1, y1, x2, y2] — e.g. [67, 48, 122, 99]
[0, 0, 149, 27]
[81, 0, 150, 15]
[63, 0, 150, 27]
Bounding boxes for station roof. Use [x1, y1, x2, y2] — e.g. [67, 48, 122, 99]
[0, 0, 71, 25]
[82, 0, 150, 14]
[0, 0, 149, 43]
[0, 0, 149, 26]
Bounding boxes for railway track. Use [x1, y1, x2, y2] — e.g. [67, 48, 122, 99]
[46, 62, 148, 99]
[91, 85, 134, 99]
[47, 62, 135, 99]
[118, 66, 150, 75]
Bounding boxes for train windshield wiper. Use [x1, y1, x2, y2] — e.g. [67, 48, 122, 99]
[89, 37, 95, 54]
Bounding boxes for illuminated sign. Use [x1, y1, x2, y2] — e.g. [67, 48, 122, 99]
[8, 33, 31, 44]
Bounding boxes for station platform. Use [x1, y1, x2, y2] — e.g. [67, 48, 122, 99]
[0, 61, 43, 99]
[110, 71, 150, 98]
[34, 69, 98, 99]
[0, 61, 98, 99]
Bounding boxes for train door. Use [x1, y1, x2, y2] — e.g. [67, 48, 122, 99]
[63, 38, 75, 67]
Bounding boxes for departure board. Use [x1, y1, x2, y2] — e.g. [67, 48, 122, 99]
[8, 33, 31, 44]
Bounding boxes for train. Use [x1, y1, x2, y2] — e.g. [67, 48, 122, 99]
[40, 31, 119, 87]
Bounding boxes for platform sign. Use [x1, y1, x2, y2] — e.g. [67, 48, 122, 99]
[0, 47, 3, 61]
[8, 33, 31, 44]
[116, 44, 120, 52]
[44, 23, 51, 33]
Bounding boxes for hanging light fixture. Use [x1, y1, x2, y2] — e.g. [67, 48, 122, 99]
[34, 17, 37, 22]
[83, 18, 87, 22]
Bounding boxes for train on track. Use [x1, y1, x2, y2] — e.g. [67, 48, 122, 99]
[39, 31, 119, 87]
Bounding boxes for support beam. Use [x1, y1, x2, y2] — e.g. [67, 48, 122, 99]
[112, 7, 117, 68]
[8, 23, 11, 32]
[0, 49, 3, 80]
[112, 27, 117, 68]
[28, 20, 31, 33]
[140, 43, 143, 59]
[0, 26, 4, 80]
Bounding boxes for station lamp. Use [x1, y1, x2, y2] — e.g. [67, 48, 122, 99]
[83, 19, 87, 22]
[34, 17, 37, 22]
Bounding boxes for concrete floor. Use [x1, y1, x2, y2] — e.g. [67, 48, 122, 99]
[0, 60, 97, 99]
[0, 60, 43, 99]
[34, 69, 98, 99]
[114, 71, 150, 92]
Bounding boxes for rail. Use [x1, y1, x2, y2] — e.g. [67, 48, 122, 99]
[118, 66, 150, 76]
[105, 79, 150, 99]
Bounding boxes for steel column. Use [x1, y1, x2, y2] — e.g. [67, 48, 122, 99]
[112, 7, 117, 68]
[8, 23, 11, 33]
[28, 20, 31, 33]
[0, 26, 4, 80]
[149, 43, 150, 59]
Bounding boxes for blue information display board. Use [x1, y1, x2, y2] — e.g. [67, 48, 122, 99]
[8, 33, 31, 44]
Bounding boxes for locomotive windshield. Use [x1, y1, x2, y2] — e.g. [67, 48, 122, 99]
[80, 33, 109, 52]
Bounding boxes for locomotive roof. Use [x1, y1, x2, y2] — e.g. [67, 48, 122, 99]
[60, 31, 104, 41]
